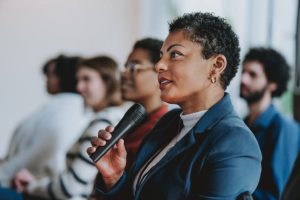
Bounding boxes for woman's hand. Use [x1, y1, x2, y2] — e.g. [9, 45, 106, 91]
[13, 168, 36, 192]
[87, 126, 127, 190]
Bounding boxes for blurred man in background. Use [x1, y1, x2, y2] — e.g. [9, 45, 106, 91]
[240, 48, 300, 200]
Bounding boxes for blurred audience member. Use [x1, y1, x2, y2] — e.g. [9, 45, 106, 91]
[281, 149, 300, 200]
[0, 55, 89, 188]
[121, 38, 168, 171]
[89, 38, 168, 200]
[13, 56, 129, 200]
[240, 48, 300, 200]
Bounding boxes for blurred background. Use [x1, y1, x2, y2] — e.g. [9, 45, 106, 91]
[0, 0, 299, 157]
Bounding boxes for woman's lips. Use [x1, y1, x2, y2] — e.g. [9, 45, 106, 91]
[158, 77, 172, 90]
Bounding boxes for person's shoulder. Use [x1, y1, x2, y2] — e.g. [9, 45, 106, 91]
[44, 93, 84, 113]
[95, 104, 131, 125]
[211, 112, 260, 152]
[217, 122, 254, 143]
[274, 112, 299, 127]
[50, 93, 83, 104]
[106, 103, 131, 115]
[217, 111, 252, 135]
[47, 93, 86, 116]
[271, 112, 300, 138]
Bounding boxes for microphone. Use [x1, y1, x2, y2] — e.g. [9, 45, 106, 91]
[90, 103, 147, 162]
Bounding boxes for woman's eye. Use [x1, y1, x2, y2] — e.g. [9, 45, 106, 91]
[170, 51, 182, 59]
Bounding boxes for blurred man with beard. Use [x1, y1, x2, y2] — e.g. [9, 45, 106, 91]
[240, 48, 300, 200]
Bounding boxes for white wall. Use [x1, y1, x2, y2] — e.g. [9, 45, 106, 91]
[0, 0, 140, 157]
[0, 0, 297, 157]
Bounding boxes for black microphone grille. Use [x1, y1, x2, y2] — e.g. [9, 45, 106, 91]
[128, 103, 147, 123]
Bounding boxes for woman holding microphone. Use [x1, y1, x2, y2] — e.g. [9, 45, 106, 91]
[88, 12, 262, 200]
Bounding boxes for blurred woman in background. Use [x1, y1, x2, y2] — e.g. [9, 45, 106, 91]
[14, 56, 128, 200]
[121, 38, 168, 171]
[0, 55, 89, 189]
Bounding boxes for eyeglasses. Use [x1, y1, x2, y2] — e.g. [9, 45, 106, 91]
[124, 62, 155, 74]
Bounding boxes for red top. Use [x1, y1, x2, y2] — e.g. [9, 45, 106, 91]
[124, 103, 168, 171]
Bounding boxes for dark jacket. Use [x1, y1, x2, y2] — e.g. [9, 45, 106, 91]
[96, 93, 262, 200]
[281, 152, 300, 200]
[245, 105, 300, 200]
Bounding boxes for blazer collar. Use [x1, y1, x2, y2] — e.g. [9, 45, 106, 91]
[152, 93, 234, 168]
[246, 104, 277, 129]
[132, 111, 181, 174]
[132, 93, 234, 177]
[193, 92, 233, 134]
[132, 93, 235, 198]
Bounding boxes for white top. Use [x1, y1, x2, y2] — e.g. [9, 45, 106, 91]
[133, 109, 207, 192]
[26, 103, 131, 200]
[0, 93, 91, 187]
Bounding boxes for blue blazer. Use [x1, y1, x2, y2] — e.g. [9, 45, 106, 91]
[96, 94, 262, 200]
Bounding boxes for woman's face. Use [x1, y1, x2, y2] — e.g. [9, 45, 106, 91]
[121, 48, 159, 103]
[45, 62, 60, 94]
[76, 67, 107, 111]
[156, 31, 214, 105]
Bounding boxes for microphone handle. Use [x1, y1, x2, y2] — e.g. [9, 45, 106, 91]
[90, 121, 134, 162]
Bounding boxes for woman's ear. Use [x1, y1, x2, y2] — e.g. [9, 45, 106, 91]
[208, 55, 227, 83]
[212, 54, 227, 75]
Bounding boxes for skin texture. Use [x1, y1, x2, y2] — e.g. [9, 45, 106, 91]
[240, 61, 268, 101]
[121, 48, 162, 113]
[240, 61, 276, 124]
[76, 67, 108, 112]
[155, 31, 225, 114]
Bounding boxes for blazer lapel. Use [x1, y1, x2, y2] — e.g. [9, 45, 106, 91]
[133, 93, 235, 198]
[148, 128, 198, 174]
[132, 113, 181, 175]
[139, 93, 234, 185]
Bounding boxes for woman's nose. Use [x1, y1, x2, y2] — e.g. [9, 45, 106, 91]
[155, 58, 167, 73]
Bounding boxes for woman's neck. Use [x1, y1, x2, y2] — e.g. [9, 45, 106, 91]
[180, 88, 224, 115]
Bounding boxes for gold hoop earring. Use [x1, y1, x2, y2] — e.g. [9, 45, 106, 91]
[211, 77, 216, 84]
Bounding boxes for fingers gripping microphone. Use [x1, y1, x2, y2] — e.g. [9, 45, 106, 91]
[90, 103, 147, 163]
